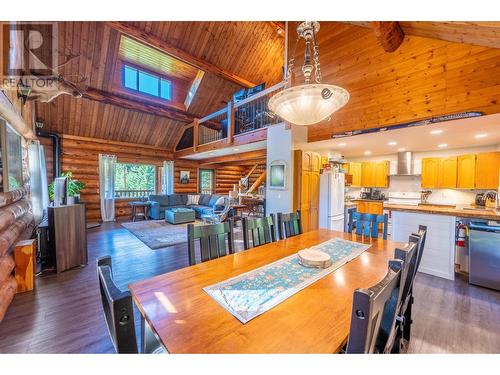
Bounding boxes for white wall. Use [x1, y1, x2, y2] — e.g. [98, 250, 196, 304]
[346, 144, 499, 206]
[265, 123, 307, 216]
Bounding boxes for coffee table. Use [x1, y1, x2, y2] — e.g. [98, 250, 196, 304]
[165, 207, 196, 225]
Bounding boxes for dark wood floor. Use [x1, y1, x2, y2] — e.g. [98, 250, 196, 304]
[0, 221, 499, 353]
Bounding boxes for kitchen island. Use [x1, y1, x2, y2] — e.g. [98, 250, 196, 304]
[385, 203, 499, 281]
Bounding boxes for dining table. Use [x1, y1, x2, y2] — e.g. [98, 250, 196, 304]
[128, 229, 403, 353]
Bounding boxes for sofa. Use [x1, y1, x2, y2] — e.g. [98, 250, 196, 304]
[148, 193, 226, 220]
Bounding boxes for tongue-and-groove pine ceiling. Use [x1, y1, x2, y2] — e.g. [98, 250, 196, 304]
[35, 21, 285, 149]
[35, 21, 500, 149]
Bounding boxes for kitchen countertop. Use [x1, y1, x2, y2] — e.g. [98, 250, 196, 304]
[384, 203, 500, 221]
[351, 199, 386, 203]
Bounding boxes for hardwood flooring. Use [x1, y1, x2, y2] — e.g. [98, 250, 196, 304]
[0, 221, 499, 353]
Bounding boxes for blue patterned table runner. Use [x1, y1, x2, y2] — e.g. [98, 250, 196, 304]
[203, 237, 371, 324]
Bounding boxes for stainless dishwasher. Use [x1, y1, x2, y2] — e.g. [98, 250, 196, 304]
[469, 221, 500, 291]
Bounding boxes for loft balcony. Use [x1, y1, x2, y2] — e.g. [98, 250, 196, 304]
[174, 82, 285, 158]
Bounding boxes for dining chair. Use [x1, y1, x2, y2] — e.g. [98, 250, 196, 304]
[399, 225, 428, 345]
[346, 259, 404, 354]
[242, 214, 277, 250]
[187, 220, 235, 266]
[97, 256, 164, 354]
[348, 212, 388, 240]
[391, 238, 419, 353]
[276, 210, 302, 240]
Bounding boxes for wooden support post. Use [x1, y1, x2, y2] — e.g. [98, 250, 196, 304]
[227, 101, 235, 145]
[193, 118, 199, 152]
[14, 239, 36, 293]
[248, 171, 267, 193]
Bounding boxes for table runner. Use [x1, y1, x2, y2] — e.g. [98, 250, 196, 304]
[203, 237, 371, 324]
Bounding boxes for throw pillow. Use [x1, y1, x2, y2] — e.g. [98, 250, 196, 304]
[214, 196, 225, 207]
[187, 194, 200, 205]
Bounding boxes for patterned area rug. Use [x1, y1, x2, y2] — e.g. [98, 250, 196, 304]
[121, 220, 203, 249]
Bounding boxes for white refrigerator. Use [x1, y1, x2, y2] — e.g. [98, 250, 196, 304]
[319, 169, 345, 232]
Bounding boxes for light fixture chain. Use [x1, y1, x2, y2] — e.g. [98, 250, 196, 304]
[311, 23, 322, 84]
[285, 36, 300, 88]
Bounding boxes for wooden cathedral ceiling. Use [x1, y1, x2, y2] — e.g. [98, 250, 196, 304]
[35, 22, 285, 149]
[287, 21, 500, 142]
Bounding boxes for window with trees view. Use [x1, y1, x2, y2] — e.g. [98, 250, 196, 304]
[115, 162, 156, 199]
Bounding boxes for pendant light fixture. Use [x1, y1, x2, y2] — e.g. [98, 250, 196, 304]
[268, 21, 349, 126]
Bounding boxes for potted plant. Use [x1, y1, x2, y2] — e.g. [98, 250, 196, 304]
[48, 171, 86, 205]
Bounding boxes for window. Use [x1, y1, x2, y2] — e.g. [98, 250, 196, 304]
[114, 162, 156, 199]
[199, 169, 214, 194]
[122, 64, 172, 100]
[0, 120, 23, 192]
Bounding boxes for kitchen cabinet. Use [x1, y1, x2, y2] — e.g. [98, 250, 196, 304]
[373, 161, 389, 188]
[439, 156, 457, 188]
[421, 158, 441, 188]
[355, 200, 383, 215]
[361, 162, 374, 187]
[348, 162, 362, 187]
[475, 152, 500, 189]
[293, 150, 320, 233]
[457, 154, 476, 189]
[360, 161, 389, 187]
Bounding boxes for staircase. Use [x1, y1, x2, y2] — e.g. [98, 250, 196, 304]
[243, 163, 266, 193]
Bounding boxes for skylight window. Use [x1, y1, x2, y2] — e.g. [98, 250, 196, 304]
[122, 64, 172, 100]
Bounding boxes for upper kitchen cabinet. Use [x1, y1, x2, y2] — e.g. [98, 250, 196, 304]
[439, 156, 458, 188]
[301, 151, 321, 172]
[475, 152, 500, 189]
[421, 158, 441, 188]
[348, 162, 362, 187]
[360, 161, 389, 188]
[457, 154, 476, 189]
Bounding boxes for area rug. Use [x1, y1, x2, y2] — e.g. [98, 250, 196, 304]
[121, 220, 203, 249]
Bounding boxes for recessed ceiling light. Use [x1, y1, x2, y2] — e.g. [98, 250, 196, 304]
[364, 151, 372, 155]
[430, 129, 443, 135]
[397, 148, 406, 152]
[338, 142, 346, 147]
[438, 143, 448, 148]
[474, 133, 488, 139]
[388, 141, 397, 146]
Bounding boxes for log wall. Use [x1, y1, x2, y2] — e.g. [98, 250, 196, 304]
[215, 165, 246, 194]
[174, 161, 199, 194]
[59, 135, 174, 221]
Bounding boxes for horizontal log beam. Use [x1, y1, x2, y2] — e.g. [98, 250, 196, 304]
[370, 22, 405, 52]
[0, 276, 17, 322]
[200, 149, 267, 165]
[82, 87, 195, 123]
[107, 22, 256, 89]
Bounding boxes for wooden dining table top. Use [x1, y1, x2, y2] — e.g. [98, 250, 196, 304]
[128, 229, 403, 354]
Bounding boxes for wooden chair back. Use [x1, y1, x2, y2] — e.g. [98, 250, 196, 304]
[188, 220, 235, 265]
[276, 211, 302, 240]
[97, 256, 138, 354]
[348, 212, 388, 239]
[242, 214, 277, 250]
[412, 225, 428, 273]
[346, 259, 404, 354]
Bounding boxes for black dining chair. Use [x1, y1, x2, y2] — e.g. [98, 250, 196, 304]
[348, 212, 388, 240]
[346, 259, 404, 354]
[391, 238, 419, 353]
[187, 220, 235, 266]
[399, 225, 428, 345]
[242, 214, 277, 250]
[97, 256, 164, 354]
[276, 210, 302, 240]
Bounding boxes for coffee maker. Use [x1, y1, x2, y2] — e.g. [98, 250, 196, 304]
[360, 187, 372, 199]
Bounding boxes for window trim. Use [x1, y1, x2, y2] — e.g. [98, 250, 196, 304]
[0, 119, 24, 193]
[121, 63, 172, 101]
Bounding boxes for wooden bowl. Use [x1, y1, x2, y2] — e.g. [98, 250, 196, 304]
[298, 249, 332, 269]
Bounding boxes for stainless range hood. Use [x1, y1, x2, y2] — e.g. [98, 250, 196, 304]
[392, 151, 420, 176]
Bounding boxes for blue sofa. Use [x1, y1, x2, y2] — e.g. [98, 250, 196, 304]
[148, 193, 226, 220]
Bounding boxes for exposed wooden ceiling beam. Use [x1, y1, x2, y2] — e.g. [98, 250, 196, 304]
[199, 149, 266, 165]
[370, 22, 405, 52]
[82, 87, 195, 123]
[107, 21, 257, 89]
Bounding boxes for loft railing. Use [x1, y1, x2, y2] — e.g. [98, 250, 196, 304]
[115, 189, 154, 199]
[176, 82, 285, 152]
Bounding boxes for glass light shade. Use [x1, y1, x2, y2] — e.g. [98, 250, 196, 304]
[268, 84, 349, 126]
